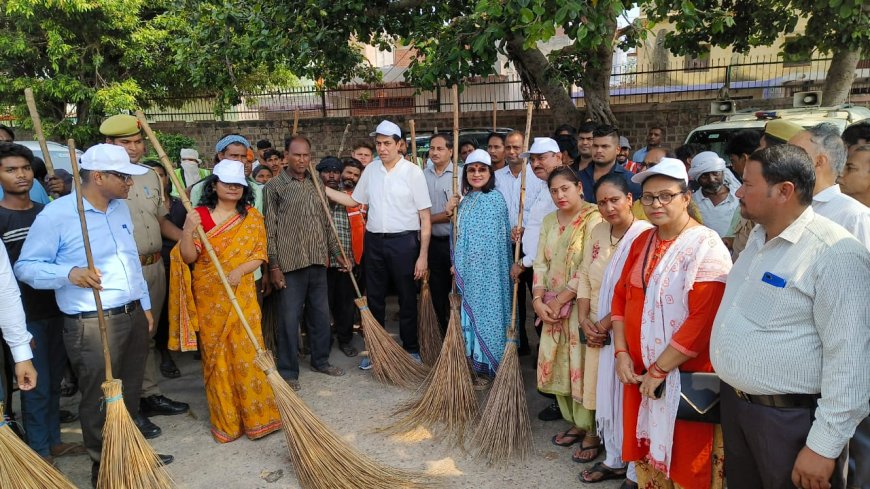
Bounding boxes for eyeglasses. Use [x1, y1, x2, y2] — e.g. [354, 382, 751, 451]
[103, 171, 133, 183]
[639, 191, 684, 206]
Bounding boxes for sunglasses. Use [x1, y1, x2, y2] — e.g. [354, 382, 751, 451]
[103, 171, 133, 183]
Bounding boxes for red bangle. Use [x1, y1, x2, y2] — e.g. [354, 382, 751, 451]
[614, 349, 629, 358]
[649, 362, 670, 378]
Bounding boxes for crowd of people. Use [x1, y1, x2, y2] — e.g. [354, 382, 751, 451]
[0, 113, 867, 489]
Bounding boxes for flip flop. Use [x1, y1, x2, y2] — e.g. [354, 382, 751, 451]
[551, 429, 585, 447]
[580, 462, 628, 483]
[572, 437, 602, 463]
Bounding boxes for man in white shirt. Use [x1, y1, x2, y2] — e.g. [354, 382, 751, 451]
[688, 151, 739, 237]
[325, 120, 432, 368]
[711, 144, 870, 489]
[494, 131, 540, 356]
[790, 123, 870, 249]
[0, 243, 37, 396]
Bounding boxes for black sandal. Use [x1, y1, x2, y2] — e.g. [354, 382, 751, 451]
[551, 428, 585, 447]
[620, 480, 639, 489]
[572, 436, 602, 463]
[580, 462, 627, 483]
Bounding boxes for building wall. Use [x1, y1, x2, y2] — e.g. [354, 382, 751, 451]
[148, 97, 797, 163]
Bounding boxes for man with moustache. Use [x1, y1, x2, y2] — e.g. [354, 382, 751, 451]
[487, 132, 507, 171]
[578, 126, 641, 203]
[100, 115, 188, 439]
[689, 151, 740, 237]
[632, 125, 664, 163]
[263, 149, 285, 176]
[617, 136, 640, 172]
[423, 133, 456, 332]
[573, 121, 597, 173]
[317, 156, 360, 358]
[495, 130, 540, 356]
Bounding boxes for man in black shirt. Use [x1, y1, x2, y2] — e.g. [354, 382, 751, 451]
[0, 142, 85, 463]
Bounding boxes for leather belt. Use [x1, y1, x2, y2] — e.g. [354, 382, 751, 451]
[732, 386, 820, 409]
[366, 230, 416, 239]
[65, 301, 139, 320]
[140, 251, 162, 266]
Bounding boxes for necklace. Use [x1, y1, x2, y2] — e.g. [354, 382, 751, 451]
[609, 216, 635, 247]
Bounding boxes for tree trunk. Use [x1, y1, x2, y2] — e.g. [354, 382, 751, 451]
[580, 25, 618, 126]
[822, 48, 860, 106]
[505, 32, 580, 125]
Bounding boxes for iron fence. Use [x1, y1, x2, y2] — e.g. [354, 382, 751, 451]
[144, 54, 870, 122]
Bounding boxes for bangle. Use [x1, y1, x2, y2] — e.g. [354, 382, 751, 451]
[652, 361, 670, 376]
[614, 349, 629, 358]
[532, 296, 543, 303]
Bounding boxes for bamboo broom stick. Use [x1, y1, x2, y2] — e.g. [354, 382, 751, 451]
[492, 100, 497, 132]
[292, 109, 300, 136]
[68, 141, 173, 489]
[136, 112, 429, 488]
[24, 88, 55, 176]
[337, 123, 351, 155]
[409, 120, 421, 169]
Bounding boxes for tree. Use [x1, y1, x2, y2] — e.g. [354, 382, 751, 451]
[641, 0, 869, 105]
[169, 0, 642, 126]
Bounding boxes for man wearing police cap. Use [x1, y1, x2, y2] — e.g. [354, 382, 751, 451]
[15, 144, 174, 486]
[100, 115, 188, 438]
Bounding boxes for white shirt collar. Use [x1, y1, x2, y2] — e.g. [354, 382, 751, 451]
[813, 184, 842, 203]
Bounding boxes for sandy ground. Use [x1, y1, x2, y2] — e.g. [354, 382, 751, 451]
[26, 297, 623, 489]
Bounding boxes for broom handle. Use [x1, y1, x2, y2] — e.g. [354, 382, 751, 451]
[409, 119, 420, 169]
[338, 123, 351, 155]
[25, 88, 56, 176]
[507, 103, 534, 339]
[135, 111, 265, 354]
[451, 85, 460, 241]
[292, 109, 299, 136]
[307, 161, 363, 298]
[492, 100, 497, 132]
[67, 141, 113, 380]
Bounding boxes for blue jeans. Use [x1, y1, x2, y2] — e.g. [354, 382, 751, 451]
[21, 316, 66, 456]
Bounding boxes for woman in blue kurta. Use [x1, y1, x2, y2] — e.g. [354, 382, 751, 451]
[446, 149, 512, 385]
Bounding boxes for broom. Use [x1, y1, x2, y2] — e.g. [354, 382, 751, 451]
[381, 85, 478, 445]
[416, 273, 443, 366]
[306, 160, 429, 389]
[0, 402, 76, 488]
[470, 103, 535, 464]
[67, 141, 174, 489]
[136, 112, 428, 488]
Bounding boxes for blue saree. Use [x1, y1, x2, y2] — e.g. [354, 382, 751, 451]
[453, 189, 513, 378]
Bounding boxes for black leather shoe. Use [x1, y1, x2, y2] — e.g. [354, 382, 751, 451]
[537, 402, 562, 421]
[157, 453, 174, 465]
[140, 395, 189, 417]
[133, 414, 162, 439]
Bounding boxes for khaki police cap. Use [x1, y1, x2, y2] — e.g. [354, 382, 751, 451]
[99, 114, 141, 138]
[764, 119, 803, 143]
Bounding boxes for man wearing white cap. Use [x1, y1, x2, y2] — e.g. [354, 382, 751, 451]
[689, 151, 739, 237]
[15, 144, 174, 482]
[507, 136, 565, 421]
[173, 148, 210, 198]
[324, 120, 432, 366]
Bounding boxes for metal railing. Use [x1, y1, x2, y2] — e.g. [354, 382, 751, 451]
[143, 54, 869, 122]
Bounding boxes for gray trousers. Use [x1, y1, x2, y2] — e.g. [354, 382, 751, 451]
[64, 306, 149, 462]
[276, 265, 332, 380]
[848, 416, 869, 489]
[721, 383, 848, 489]
[141, 261, 166, 398]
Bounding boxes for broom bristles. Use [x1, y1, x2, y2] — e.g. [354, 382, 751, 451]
[253, 350, 431, 489]
[382, 293, 479, 445]
[97, 379, 173, 489]
[470, 340, 533, 464]
[355, 297, 429, 389]
[417, 280, 443, 366]
[0, 402, 77, 489]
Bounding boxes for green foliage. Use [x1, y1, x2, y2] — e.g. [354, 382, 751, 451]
[641, 0, 870, 57]
[147, 131, 197, 164]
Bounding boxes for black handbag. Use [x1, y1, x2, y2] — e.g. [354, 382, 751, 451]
[653, 372, 721, 424]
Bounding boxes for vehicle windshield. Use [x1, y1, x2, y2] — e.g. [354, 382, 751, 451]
[685, 129, 763, 159]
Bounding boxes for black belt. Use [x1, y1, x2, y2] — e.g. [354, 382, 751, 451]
[65, 301, 139, 320]
[732, 386, 820, 409]
[431, 235, 451, 241]
[366, 230, 416, 239]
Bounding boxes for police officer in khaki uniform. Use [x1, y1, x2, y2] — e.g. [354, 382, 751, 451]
[100, 115, 189, 438]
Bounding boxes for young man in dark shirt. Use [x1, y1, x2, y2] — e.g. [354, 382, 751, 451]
[0, 142, 85, 462]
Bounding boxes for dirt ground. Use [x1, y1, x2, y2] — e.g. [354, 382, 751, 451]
[27, 297, 623, 488]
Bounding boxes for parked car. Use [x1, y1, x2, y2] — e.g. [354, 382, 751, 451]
[16, 140, 83, 174]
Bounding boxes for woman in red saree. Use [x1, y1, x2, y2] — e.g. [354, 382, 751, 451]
[170, 161, 281, 443]
[611, 159, 732, 488]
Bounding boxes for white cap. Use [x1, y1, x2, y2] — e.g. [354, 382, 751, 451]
[80, 144, 149, 175]
[631, 157, 688, 185]
[369, 120, 402, 138]
[463, 149, 492, 166]
[212, 159, 248, 187]
[687, 151, 727, 181]
[180, 148, 200, 162]
[520, 137, 560, 158]
[619, 136, 630, 149]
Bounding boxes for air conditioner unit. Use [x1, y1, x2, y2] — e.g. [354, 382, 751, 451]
[793, 91, 822, 108]
[711, 100, 737, 115]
